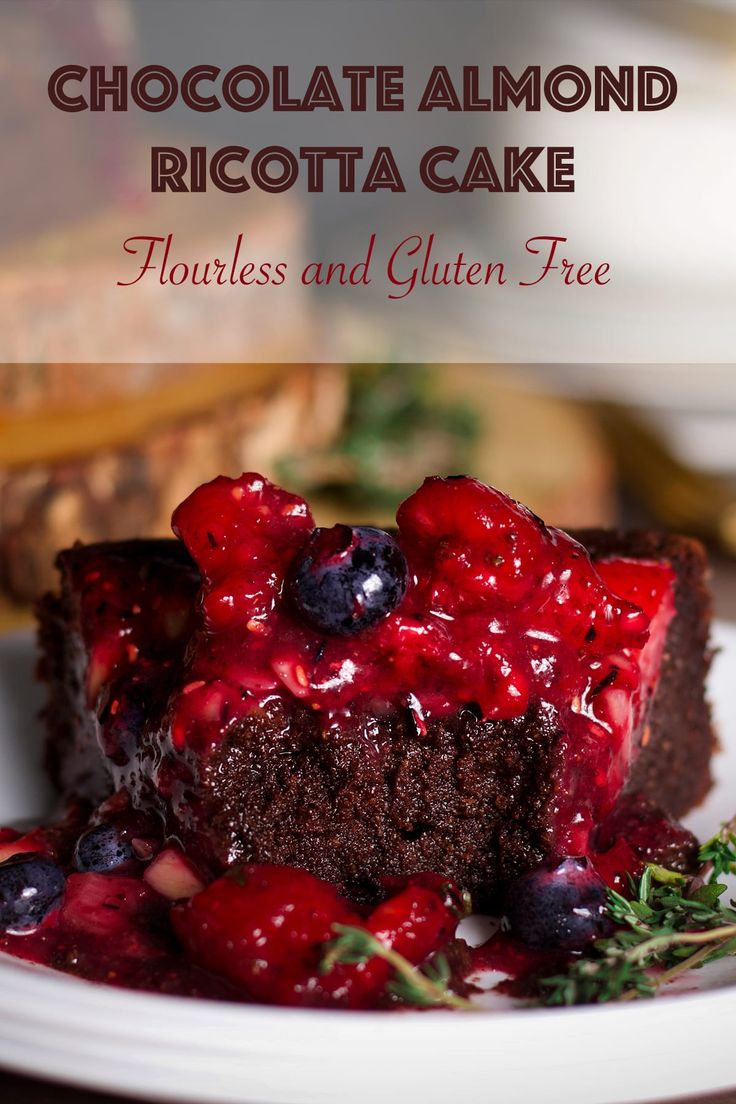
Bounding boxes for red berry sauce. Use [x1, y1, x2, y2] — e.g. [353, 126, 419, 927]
[169, 473, 675, 855]
[594, 792, 699, 875]
[0, 473, 687, 1005]
[71, 544, 199, 715]
[0, 811, 468, 1008]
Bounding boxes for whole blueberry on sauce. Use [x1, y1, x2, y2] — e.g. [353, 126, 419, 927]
[290, 525, 409, 636]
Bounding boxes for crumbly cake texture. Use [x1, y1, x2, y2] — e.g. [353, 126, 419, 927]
[37, 480, 715, 908]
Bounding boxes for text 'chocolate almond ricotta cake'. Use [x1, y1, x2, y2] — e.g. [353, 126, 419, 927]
[37, 473, 715, 908]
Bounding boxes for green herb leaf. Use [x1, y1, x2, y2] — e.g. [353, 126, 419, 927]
[698, 820, 736, 883]
[319, 924, 475, 1010]
[537, 843, 736, 1007]
[689, 883, 727, 907]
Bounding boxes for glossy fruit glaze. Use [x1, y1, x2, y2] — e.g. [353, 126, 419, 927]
[169, 473, 675, 852]
[0, 805, 468, 1008]
[0, 792, 695, 1005]
[72, 545, 198, 718]
[0, 474, 695, 1003]
[468, 799, 699, 997]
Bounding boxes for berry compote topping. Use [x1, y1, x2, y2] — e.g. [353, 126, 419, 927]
[0, 855, 65, 935]
[0, 816, 467, 1008]
[170, 473, 674, 853]
[71, 545, 198, 713]
[504, 856, 612, 952]
[594, 792, 699, 875]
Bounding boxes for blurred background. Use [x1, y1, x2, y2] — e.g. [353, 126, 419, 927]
[1, 0, 736, 625]
[2, 0, 736, 364]
[2, 360, 736, 630]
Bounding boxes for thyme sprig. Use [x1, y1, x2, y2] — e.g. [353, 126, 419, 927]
[540, 819, 736, 1007]
[320, 923, 475, 1010]
[693, 813, 736, 887]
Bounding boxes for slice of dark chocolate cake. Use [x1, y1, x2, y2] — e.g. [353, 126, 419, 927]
[37, 474, 715, 906]
[38, 540, 199, 805]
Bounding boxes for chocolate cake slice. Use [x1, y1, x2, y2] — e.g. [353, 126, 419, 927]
[37, 475, 715, 907]
[38, 540, 199, 805]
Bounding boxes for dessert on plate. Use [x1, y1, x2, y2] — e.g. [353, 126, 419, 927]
[39, 473, 714, 897]
[0, 473, 718, 1007]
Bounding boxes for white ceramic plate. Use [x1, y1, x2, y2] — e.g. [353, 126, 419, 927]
[1, 625, 736, 1104]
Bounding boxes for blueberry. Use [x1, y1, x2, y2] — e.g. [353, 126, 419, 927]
[100, 680, 149, 766]
[290, 525, 409, 635]
[0, 855, 65, 934]
[74, 823, 135, 873]
[505, 856, 612, 951]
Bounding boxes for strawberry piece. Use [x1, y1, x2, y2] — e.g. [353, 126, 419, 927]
[369, 873, 466, 959]
[62, 873, 167, 955]
[172, 864, 359, 1001]
[173, 864, 464, 1008]
[313, 874, 467, 1007]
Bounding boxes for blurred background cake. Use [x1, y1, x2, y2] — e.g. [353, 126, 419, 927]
[0, 363, 616, 626]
